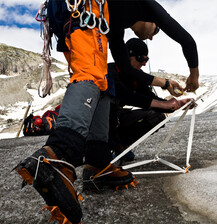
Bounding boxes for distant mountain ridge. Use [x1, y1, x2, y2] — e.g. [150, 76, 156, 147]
[0, 43, 42, 77]
[0, 43, 68, 106]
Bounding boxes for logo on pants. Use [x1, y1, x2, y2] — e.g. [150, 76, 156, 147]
[84, 98, 92, 108]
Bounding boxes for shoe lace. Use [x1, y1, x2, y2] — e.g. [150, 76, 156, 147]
[31, 155, 80, 196]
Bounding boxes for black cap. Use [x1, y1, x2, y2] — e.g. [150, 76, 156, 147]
[126, 38, 148, 57]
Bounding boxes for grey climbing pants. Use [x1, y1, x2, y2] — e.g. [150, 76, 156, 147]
[55, 81, 110, 142]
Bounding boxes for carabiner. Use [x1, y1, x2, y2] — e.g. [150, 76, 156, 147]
[87, 12, 96, 29]
[72, 9, 80, 18]
[86, 0, 96, 29]
[80, 10, 91, 27]
[99, 17, 110, 35]
[35, 3, 47, 22]
[65, 0, 82, 12]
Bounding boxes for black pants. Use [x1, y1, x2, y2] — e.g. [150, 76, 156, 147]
[109, 107, 166, 148]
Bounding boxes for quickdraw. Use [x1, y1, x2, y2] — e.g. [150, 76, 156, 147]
[79, 0, 96, 29]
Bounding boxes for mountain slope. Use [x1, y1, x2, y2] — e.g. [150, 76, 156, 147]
[0, 43, 68, 106]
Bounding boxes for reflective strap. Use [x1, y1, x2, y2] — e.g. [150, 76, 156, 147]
[122, 159, 155, 170]
[132, 170, 184, 175]
[186, 106, 196, 167]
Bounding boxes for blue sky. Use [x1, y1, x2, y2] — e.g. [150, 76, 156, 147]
[0, 0, 217, 77]
[0, 4, 38, 29]
[0, 1, 40, 28]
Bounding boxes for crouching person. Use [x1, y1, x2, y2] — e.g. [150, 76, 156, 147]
[108, 38, 192, 161]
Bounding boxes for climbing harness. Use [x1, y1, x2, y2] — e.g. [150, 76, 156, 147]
[91, 92, 208, 181]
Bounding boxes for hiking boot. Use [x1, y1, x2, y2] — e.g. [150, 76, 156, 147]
[15, 146, 82, 224]
[83, 164, 135, 192]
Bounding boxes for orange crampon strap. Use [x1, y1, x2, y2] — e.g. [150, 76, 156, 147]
[93, 163, 111, 179]
[185, 165, 191, 174]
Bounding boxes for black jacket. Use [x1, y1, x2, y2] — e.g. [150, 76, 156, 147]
[108, 62, 168, 110]
[108, 0, 198, 88]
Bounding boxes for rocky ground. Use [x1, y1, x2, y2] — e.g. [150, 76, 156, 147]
[0, 111, 217, 224]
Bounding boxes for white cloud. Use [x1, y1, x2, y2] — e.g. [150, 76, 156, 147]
[0, 0, 42, 8]
[0, 3, 38, 25]
[0, 26, 42, 53]
[11, 11, 37, 25]
[0, 4, 8, 20]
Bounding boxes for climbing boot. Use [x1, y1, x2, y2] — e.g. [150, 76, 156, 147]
[83, 164, 135, 192]
[15, 146, 82, 224]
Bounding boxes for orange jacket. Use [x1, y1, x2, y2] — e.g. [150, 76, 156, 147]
[64, 0, 109, 91]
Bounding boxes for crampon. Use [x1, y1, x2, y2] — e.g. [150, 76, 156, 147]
[15, 146, 83, 224]
[115, 177, 139, 191]
[83, 164, 138, 192]
[42, 205, 83, 224]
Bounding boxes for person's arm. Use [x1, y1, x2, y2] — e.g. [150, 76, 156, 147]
[147, 0, 199, 92]
[151, 98, 193, 111]
[151, 77, 183, 96]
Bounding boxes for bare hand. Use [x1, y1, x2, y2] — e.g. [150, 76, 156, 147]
[184, 67, 199, 92]
[167, 80, 183, 97]
[161, 98, 194, 111]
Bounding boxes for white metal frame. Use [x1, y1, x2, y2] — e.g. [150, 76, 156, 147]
[109, 96, 200, 176]
[93, 92, 208, 180]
